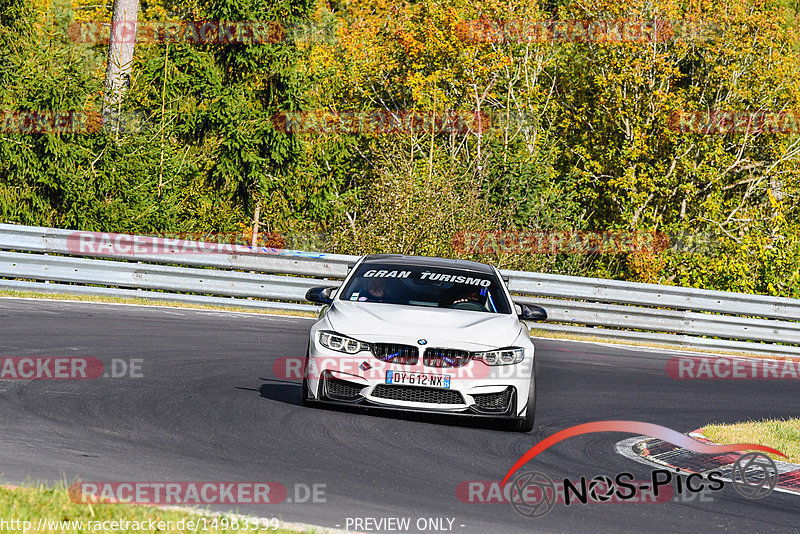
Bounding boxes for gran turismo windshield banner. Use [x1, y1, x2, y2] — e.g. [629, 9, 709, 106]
[340, 264, 511, 313]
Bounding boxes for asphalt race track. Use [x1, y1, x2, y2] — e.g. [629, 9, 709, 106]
[1, 298, 798, 533]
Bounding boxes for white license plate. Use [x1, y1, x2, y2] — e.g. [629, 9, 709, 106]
[385, 371, 450, 388]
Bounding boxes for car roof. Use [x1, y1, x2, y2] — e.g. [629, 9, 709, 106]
[359, 254, 496, 275]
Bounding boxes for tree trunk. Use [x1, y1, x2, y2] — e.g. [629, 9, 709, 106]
[251, 200, 261, 247]
[103, 0, 140, 133]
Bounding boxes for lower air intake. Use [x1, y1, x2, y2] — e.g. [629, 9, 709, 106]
[323, 373, 364, 401]
[372, 385, 464, 405]
[472, 387, 514, 413]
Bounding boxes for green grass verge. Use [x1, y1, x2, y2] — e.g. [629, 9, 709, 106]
[0, 289, 317, 318]
[701, 418, 800, 463]
[0, 483, 310, 533]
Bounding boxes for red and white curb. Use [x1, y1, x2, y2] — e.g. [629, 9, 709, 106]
[616, 431, 800, 497]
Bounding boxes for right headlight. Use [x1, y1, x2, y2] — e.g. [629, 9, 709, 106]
[474, 347, 525, 365]
[318, 331, 369, 354]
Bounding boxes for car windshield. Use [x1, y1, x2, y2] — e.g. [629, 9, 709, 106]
[339, 263, 512, 314]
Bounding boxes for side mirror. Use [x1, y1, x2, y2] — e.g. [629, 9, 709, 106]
[306, 286, 336, 305]
[517, 303, 547, 321]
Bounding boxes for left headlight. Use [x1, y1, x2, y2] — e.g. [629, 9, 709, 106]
[474, 347, 525, 365]
[318, 331, 369, 354]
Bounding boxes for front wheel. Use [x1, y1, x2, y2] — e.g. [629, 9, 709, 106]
[301, 345, 312, 406]
[513, 373, 536, 432]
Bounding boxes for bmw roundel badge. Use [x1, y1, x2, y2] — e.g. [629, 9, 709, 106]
[417, 339, 427, 345]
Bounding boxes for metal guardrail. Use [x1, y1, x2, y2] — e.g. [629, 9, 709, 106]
[0, 251, 321, 301]
[506, 272, 800, 322]
[0, 279, 320, 313]
[0, 224, 354, 277]
[0, 224, 798, 357]
[515, 297, 800, 344]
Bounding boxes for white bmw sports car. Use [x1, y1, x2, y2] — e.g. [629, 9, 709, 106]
[302, 254, 547, 432]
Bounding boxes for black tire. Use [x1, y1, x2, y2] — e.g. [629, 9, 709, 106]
[514, 371, 536, 432]
[301, 344, 312, 406]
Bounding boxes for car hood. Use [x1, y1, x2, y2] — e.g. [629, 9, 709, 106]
[326, 301, 522, 350]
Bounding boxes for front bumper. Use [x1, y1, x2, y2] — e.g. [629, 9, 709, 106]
[304, 339, 534, 420]
[313, 376, 524, 421]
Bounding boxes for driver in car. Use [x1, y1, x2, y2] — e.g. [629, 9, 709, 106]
[450, 287, 486, 309]
[364, 278, 389, 302]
